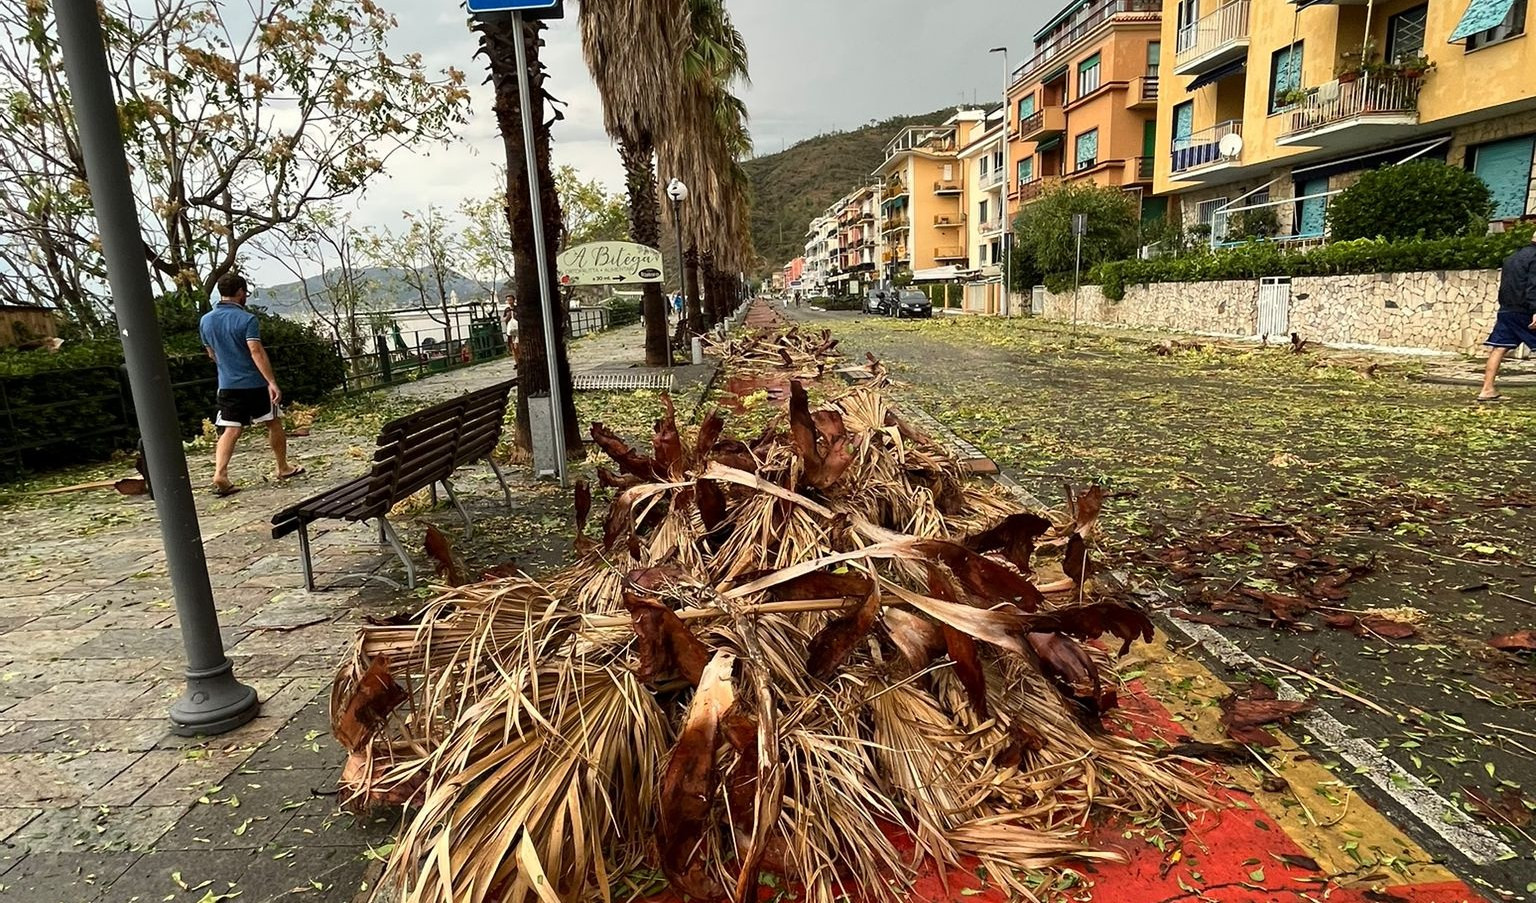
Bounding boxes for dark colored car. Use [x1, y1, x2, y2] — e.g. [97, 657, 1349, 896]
[891, 290, 933, 319]
[864, 290, 891, 315]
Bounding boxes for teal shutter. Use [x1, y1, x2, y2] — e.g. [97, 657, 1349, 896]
[1473, 136, 1535, 218]
[1450, 0, 1519, 41]
[1297, 177, 1329, 237]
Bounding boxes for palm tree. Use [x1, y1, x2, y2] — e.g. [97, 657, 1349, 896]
[578, 0, 687, 367]
[659, 0, 754, 332]
[473, 14, 582, 451]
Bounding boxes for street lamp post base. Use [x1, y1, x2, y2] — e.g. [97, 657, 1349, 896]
[169, 659, 261, 737]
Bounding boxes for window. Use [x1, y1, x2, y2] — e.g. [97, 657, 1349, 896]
[1147, 42, 1162, 77]
[1387, 5, 1429, 61]
[1017, 156, 1034, 184]
[979, 199, 990, 225]
[1172, 101, 1194, 148]
[1017, 94, 1036, 125]
[1075, 129, 1099, 171]
[1269, 42, 1304, 114]
[979, 156, 990, 179]
[980, 244, 990, 266]
[1078, 53, 1102, 97]
[1467, 0, 1527, 49]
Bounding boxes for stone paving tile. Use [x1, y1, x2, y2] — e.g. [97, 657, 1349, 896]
[0, 807, 39, 842]
[100, 849, 253, 903]
[0, 628, 98, 660]
[86, 750, 185, 806]
[2, 656, 159, 684]
[132, 747, 256, 808]
[0, 750, 142, 807]
[58, 627, 242, 661]
[0, 719, 168, 756]
[9, 803, 181, 854]
[156, 767, 336, 852]
[0, 851, 138, 902]
[1, 679, 160, 722]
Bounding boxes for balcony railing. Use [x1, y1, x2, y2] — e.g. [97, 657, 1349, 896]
[885, 125, 959, 160]
[979, 216, 1006, 235]
[1175, 1, 1250, 74]
[1171, 120, 1242, 174]
[933, 214, 964, 227]
[1281, 75, 1423, 141]
[934, 180, 963, 195]
[882, 215, 910, 232]
[982, 167, 1005, 189]
[1128, 74, 1159, 108]
[1015, 177, 1052, 202]
[1018, 105, 1066, 142]
[883, 176, 908, 198]
[1013, 0, 1161, 86]
[1127, 155, 1155, 182]
[934, 246, 967, 260]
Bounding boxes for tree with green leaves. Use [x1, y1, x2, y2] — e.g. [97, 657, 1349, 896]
[1326, 161, 1494, 242]
[1014, 183, 1139, 290]
[358, 207, 465, 347]
[0, 0, 470, 330]
[554, 165, 629, 250]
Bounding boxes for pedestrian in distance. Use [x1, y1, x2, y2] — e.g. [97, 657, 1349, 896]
[501, 292, 517, 355]
[1479, 231, 1536, 402]
[199, 274, 304, 496]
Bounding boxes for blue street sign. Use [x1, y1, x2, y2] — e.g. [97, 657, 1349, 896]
[466, 0, 558, 12]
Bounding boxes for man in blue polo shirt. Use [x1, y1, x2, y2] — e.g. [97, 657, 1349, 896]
[198, 274, 304, 496]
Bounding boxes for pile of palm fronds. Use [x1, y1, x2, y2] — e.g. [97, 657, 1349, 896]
[332, 359, 1207, 903]
[705, 324, 844, 380]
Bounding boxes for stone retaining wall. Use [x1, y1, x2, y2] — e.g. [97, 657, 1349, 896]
[1039, 269, 1501, 353]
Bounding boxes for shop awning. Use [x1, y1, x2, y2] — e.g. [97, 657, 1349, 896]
[1450, 0, 1518, 41]
[1187, 60, 1246, 92]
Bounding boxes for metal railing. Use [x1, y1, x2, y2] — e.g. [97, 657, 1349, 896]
[933, 214, 964, 226]
[1171, 119, 1243, 173]
[1015, 178, 1050, 202]
[1283, 74, 1423, 139]
[934, 181, 963, 194]
[934, 246, 967, 260]
[1132, 74, 1160, 103]
[882, 214, 910, 231]
[979, 216, 1006, 234]
[1176, 0, 1250, 62]
[1014, 0, 1161, 85]
[1018, 109, 1046, 137]
[1130, 155, 1156, 181]
[982, 167, 1006, 188]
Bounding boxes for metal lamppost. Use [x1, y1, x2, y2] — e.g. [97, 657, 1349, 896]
[52, 0, 257, 735]
[666, 178, 690, 345]
[990, 45, 1012, 317]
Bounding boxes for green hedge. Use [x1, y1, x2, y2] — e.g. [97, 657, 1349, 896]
[0, 311, 345, 476]
[607, 297, 642, 328]
[817, 296, 863, 311]
[1094, 225, 1536, 302]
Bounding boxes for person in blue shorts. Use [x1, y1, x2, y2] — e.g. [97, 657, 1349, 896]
[198, 274, 304, 495]
[1480, 232, 1536, 403]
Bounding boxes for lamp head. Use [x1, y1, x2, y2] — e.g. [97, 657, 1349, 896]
[666, 178, 689, 202]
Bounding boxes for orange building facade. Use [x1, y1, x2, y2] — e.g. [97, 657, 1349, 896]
[1006, 0, 1165, 222]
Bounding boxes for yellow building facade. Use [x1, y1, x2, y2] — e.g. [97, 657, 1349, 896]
[874, 110, 987, 283]
[1155, 0, 1536, 239]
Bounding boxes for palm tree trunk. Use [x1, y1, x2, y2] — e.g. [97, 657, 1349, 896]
[477, 14, 582, 452]
[619, 139, 670, 366]
[684, 243, 703, 332]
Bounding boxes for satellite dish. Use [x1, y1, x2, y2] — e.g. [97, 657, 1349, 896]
[1218, 133, 1244, 159]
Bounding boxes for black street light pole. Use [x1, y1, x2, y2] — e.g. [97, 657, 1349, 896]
[53, 0, 258, 736]
[666, 178, 689, 339]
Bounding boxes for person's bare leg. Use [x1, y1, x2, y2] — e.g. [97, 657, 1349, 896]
[267, 419, 293, 476]
[213, 426, 242, 490]
[1480, 347, 1508, 399]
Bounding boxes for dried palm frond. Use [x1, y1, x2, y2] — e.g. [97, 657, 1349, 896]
[333, 309, 1210, 903]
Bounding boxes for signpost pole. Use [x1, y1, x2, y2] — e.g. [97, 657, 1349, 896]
[512, 9, 567, 486]
[1072, 212, 1086, 345]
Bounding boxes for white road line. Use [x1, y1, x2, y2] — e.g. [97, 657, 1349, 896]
[1166, 618, 1515, 866]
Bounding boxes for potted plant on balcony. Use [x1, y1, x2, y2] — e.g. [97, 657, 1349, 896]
[1395, 53, 1434, 79]
[1336, 40, 1377, 84]
[1276, 87, 1308, 108]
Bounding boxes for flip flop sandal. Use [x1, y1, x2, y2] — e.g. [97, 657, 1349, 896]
[213, 483, 242, 498]
[278, 465, 307, 480]
[1476, 394, 1504, 403]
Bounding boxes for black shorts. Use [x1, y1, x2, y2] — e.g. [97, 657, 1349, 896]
[215, 387, 278, 428]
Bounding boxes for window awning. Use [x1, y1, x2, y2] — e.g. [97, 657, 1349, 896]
[1040, 64, 1069, 85]
[1035, 136, 1063, 153]
[1187, 59, 1247, 92]
[1450, 0, 1518, 41]
[1291, 136, 1451, 182]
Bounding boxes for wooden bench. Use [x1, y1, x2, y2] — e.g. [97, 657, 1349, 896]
[271, 379, 517, 590]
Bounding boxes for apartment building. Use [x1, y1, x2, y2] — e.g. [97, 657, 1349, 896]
[1156, 0, 1536, 241]
[874, 109, 989, 284]
[801, 216, 838, 297]
[1007, 0, 1165, 222]
[960, 111, 1010, 314]
[832, 186, 880, 297]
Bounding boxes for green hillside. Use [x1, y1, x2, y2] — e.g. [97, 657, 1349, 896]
[744, 107, 960, 273]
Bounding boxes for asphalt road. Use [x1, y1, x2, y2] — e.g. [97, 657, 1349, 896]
[788, 304, 1536, 900]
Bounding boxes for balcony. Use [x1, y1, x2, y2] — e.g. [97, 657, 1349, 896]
[1127, 74, 1159, 110]
[981, 167, 1005, 189]
[1174, 1, 1250, 78]
[1277, 75, 1423, 151]
[934, 247, 967, 261]
[882, 175, 909, 200]
[1171, 120, 1242, 175]
[1014, 177, 1059, 203]
[1017, 105, 1066, 142]
[857, 210, 875, 223]
[979, 215, 1006, 236]
[882, 214, 910, 233]
[885, 125, 959, 161]
[1124, 155, 1155, 184]
[933, 214, 964, 228]
[1012, 0, 1162, 86]
[934, 180, 963, 195]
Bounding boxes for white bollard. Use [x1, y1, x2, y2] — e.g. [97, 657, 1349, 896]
[691, 337, 703, 365]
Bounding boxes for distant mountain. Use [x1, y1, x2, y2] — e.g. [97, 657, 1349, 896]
[742, 107, 966, 273]
[250, 267, 490, 320]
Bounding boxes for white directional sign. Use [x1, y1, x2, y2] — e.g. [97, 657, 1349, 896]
[465, 0, 558, 13]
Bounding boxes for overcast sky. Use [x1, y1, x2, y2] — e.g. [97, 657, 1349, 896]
[254, 1, 1052, 283]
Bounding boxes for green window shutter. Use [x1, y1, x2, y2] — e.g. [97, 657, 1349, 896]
[1450, 0, 1519, 41]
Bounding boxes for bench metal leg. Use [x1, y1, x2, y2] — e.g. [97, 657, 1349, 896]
[439, 479, 473, 539]
[297, 523, 316, 592]
[378, 517, 416, 590]
[486, 458, 513, 511]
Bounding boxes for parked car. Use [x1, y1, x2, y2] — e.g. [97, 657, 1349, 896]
[863, 290, 891, 315]
[891, 290, 933, 319]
